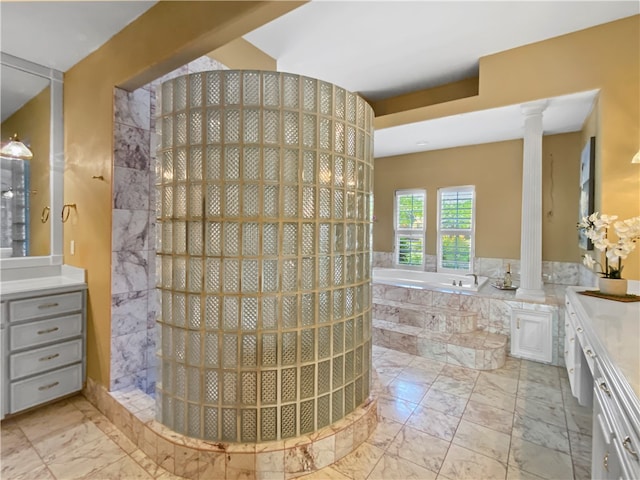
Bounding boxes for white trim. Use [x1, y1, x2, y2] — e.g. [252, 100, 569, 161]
[393, 189, 426, 269]
[437, 185, 475, 274]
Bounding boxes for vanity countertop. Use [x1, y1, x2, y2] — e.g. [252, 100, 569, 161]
[0, 265, 86, 300]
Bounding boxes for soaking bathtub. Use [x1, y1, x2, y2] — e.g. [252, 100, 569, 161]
[372, 267, 488, 292]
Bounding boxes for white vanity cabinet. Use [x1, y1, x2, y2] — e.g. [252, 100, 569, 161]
[510, 307, 553, 363]
[1, 284, 86, 418]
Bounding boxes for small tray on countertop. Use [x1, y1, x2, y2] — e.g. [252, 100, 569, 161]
[491, 283, 517, 291]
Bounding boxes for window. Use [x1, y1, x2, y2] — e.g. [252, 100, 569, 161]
[394, 189, 426, 267]
[437, 186, 475, 272]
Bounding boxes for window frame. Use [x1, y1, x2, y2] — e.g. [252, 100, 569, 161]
[393, 188, 426, 269]
[436, 185, 475, 274]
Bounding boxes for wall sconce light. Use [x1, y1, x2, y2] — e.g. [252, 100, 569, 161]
[632, 150, 640, 164]
[0, 133, 33, 160]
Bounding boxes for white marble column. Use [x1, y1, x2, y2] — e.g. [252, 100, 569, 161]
[516, 101, 547, 301]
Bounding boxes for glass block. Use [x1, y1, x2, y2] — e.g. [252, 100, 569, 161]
[284, 111, 299, 145]
[162, 185, 173, 218]
[261, 370, 277, 404]
[332, 388, 343, 423]
[262, 297, 277, 330]
[333, 255, 344, 287]
[317, 394, 330, 429]
[223, 222, 240, 256]
[335, 87, 345, 119]
[162, 394, 173, 429]
[241, 297, 258, 331]
[241, 409, 257, 442]
[174, 398, 185, 434]
[318, 326, 330, 359]
[173, 257, 186, 291]
[346, 224, 355, 252]
[241, 259, 259, 293]
[204, 406, 218, 440]
[319, 188, 331, 219]
[355, 376, 364, 406]
[261, 407, 277, 441]
[263, 109, 279, 144]
[301, 328, 314, 362]
[188, 366, 200, 401]
[346, 191, 356, 219]
[262, 334, 277, 367]
[175, 76, 187, 111]
[206, 71, 222, 105]
[223, 259, 239, 293]
[175, 148, 187, 181]
[319, 118, 332, 152]
[162, 80, 173, 113]
[222, 408, 237, 442]
[302, 77, 317, 111]
[345, 350, 354, 383]
[176, 359, 186, 392]
[206, 184, 221, 217]
[318, 293, 330, 325]
[174, 183, 187, 218]
[282, 332, 297, 365]
[176, 112, 187, 146]
[283, 74, 299, 108]
[281, 295, 298, 329]
[242, 223, 259, 256]
[356, 344, 363, 376]
[333, 223, 344, 253]
[357, 161, 365, 191]
[189, 146, 203, 181]
[223, 337, 238, 371]
[155, 186, 163, 219]
[333, 322, 344, 355]
[300, 365, 315, 399]
[243, 71, 261, 105]
[357, 96, 365, 128]
[244, 109, 260, 144]
[262, 223, 278, 256]
[319, 81, 332, 115]
[189, 110, 202, 145]
[346, 91, 356, 123]
[345, 158, 355, 189]
[244, 147, 260, 181]
[263, 185, 279, 218]
[204, 332, 220, 366]
[300, 399, 314, 435]
[345, 255, 355, 284]
[190, 73, 203, 107]
[224, 109, 240, 143]
[188, 258, 203, 293]
[299, 292, 314, 324]
[302, 187, 315, 219]
[262, 148, 279, 183]
[242, 336, 257, 368]
[162, 292, 172, 325]
[317, 360, 330, 394]
[224, 71, 241, 105]
[223, 296, 239, 330]
[281, 404, 296, 439]
[282, 259, 297, 292]
[241, 372, 258, 405]
[283, 186, 298, 218]
[205, 222, 222, 256]
[301, 257, 314, 291]
[162, 223, 173, 254]
[205, 296, 220, 330]
[206, 145, 222, 179]
[162, 358, 172, 389]
[344, 382, 354, 414]
[224, 146, 240, 180]
[334, 121, 345, 154]
[242, 183, 260, 217]
[356, 316, 364, 344]
[283, 223, 297, 255]
[262, 260, 278, 293]
[303, 114, 316, 148]
[345, 287, 355, 318]
[206, 108, 222, 144]
[333, 189, 344, 219]
[354, 285, 362, 314]
[333, 288, 343, 320]
[281, 368, 296, 402]
[301, 223, 315, 255]
[319, 223, 330, 253]
[283, 149, 298, 183]
[224, 184, 240, 217]
[263, 72, 280, 107]
[162, 256, 172, 289]
[162, 116, 173, 149]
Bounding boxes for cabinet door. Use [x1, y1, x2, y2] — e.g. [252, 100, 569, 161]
[511, 309, 552, 363]
[593, 389, 625, 480]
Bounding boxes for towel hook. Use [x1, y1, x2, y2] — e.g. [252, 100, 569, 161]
[62, 203, 77, 223]
[41, 206, 50, 223]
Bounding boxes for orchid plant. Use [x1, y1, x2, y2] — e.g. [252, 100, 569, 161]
[578, 213, 640, 278]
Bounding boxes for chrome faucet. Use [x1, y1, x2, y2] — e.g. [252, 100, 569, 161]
[465, 273, 478, 286]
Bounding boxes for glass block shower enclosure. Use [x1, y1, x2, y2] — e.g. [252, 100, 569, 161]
[156, 71, 374, 442]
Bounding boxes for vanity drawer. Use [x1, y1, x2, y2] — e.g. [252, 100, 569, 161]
[10, 339, 82, 380]
[10, 314, 82, 350]
[9, 292, 83, 322]
[10, 363, 82, 414]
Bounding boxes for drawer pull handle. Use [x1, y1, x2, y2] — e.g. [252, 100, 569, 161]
[569, 368, 574, 374]
[599, 381, 611, 397]
[39, 353, 60, 362]
[37, 327, 60, 335]
[564, 350, 568, 355]
[570, 338, 575, 342]
[38, 303, 60, 309]
[38, 381, 59, 391]
[585, 349, 595, 358]
[623, 437, 639, 460]
[576, 327, 583, 333]
[603, 452, 609, 471]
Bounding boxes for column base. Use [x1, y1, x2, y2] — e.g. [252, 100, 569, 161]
[516, 287, 546, 302]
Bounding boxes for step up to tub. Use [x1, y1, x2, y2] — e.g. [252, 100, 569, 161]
[373, 298, 478, 334]
[372, 318, 507, 371]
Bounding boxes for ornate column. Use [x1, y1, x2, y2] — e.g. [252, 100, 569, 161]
[516, 101, 547, 301]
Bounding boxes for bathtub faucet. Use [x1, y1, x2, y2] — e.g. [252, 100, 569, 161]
[465, 273, 478, 286]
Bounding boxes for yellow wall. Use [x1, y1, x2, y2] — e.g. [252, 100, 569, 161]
[1, 87, 51, 256]
[374, 133, 582, 263]
[63, 1, 305, 387]
[375, 15, 640, 278]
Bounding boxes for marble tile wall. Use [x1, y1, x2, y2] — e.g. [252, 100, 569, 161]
[110, 55, 227, 393]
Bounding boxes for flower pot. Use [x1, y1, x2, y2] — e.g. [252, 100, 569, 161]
[598, 277, 628, 296]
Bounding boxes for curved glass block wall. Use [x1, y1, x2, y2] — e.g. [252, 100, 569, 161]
[156, 71, 374, 442]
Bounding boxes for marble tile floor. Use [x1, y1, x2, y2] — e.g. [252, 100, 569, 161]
[1, 346, 591, 480]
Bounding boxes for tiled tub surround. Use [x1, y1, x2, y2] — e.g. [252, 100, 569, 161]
[82, 377, 378, 479]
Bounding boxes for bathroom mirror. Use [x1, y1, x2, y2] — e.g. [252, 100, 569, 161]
[0, 53, 63, 268]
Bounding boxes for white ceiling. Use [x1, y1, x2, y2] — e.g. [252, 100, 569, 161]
[1, 1, 637, 157]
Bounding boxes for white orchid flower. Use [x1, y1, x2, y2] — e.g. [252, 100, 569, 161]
[582, 254, 596, 269]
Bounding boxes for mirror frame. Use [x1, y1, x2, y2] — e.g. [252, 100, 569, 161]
[0, 52, 63, 269]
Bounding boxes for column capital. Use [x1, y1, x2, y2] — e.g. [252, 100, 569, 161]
[521, 100, 548, 117]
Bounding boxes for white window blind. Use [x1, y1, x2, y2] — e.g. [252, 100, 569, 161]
[394, 190, 426, 267]
[437, 186, 475, 272]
